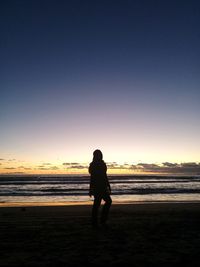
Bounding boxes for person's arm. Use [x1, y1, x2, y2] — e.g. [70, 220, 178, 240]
[106, 176, 111, 192]
[89, 178, 94, 196]
[89, 164, 94, 196]
[105, 163, 111, 192]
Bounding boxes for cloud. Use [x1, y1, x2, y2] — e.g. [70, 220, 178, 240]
[63, 162, 79, 166]
[137, 163, 160, 169]
[18, 166, 32, 170]
[162, 162, 179, 167]
[4, 167, 16, 170]
[180, 162, 199, 168]
[128, 163, 161, 172]
[107, 163, 119, 169]
[128, 164, 140, 170]
[161, 162, 200, 173]
[36, 166, 59, 170]
[70, 165, 86, 169]
[107, 162, 132, 170]
[132, 162, 200, 174]
[63, 161, 200, 173]
[49, 166, 59, 170]
[36, 167, 49, 170]
[42, 163, 52, 166]
[63, 162, 87, 169]
[0, 158, 5, 161]
[2, 172, 25, 174]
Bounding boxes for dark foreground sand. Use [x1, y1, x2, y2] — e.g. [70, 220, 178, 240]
[0, 203, 200, 267]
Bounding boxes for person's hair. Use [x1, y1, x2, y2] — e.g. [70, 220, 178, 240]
[93, 149, 103, 162]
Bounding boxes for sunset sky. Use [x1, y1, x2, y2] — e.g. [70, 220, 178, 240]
[1, 0, 200, 174]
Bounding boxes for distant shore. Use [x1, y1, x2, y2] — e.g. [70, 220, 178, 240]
[1, 202, 200, 266]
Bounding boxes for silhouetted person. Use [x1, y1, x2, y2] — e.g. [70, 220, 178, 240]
[89, 149, 112, 227]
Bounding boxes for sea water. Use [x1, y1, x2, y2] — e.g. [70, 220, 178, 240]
[0, 175, 200, 205]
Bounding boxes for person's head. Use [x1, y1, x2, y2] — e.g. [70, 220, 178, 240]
[93, 149, 103, 162]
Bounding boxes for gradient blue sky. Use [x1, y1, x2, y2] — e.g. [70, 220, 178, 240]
[0, 0, 200, 173]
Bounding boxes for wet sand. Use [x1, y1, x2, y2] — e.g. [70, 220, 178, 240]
[0, 203, 200, 266]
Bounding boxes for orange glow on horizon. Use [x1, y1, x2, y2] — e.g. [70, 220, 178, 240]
[0, 159, 200, 176]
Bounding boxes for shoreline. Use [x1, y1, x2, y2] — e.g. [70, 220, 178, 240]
[1, 200, 200, 208]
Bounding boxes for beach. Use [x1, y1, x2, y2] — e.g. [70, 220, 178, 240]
[0, 202, 200, 266]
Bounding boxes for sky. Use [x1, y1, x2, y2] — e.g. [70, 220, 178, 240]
[0, 0, 200, 174]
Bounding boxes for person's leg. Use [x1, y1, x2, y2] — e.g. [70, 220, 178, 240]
[100, 193, 112, 224]
[92, 195, 102, 226]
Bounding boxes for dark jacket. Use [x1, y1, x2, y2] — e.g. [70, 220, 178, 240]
[89, 160, 111, 196]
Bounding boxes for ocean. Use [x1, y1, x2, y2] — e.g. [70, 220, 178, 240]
[0, 175, 200, 205]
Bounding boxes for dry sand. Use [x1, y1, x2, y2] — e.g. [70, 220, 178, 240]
[0, 202, 200, 266]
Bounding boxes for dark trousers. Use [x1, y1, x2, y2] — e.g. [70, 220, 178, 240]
[92, 192, 112, 225]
